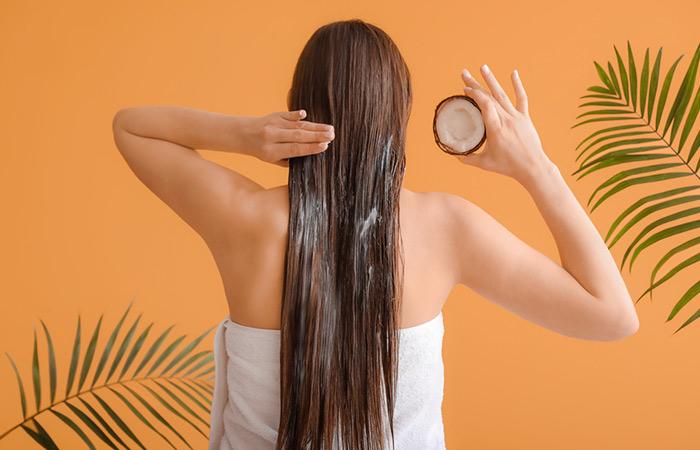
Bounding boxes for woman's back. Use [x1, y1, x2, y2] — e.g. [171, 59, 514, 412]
[205, 185, 454, 448]
[208, 185, 458, 331]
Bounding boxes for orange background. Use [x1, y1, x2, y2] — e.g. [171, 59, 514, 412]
[1, 0, 699, 448]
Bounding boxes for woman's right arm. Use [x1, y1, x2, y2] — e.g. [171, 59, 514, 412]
[446, 65, 639, 341]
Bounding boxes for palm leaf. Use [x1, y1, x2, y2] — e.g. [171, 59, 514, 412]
[132, 325, 173, 378]
[138, 382, 207, 438]
[49, 408, 96, 450]
[646, 48, 663, 123]
[614, 44, 630, 104]
[668, 279, 700, 323]
[627, 219, 700, 271]
[146, 335, 186, 376]
[646, 236, 700, 302]
[164, 379, 210, 413]
[0, 302, 216, 448]
[628, 41, 638, 111]
[590, 172, 692, 213]
[105, 314, 143, 383]
[91, 302, 132, 388]
[39, 321, 57, 404]
[607, 61, 622, 97]
[77, 315, 103, 393]
[5, 354, 27, 419]
[663, 44, 700, 143]
[121, 384, 193, 449]
[574, 123, 647, 151]
[91, 392, 146, 450]
[76, 398, 130, 450]
[118, 319, 151, 380]
[639, 48, 650, 117]
[679, 84, 700, 152]
[159, 328, 215, 376]
[575, 145, 669, 173]
[607, 194, 700, 248]
[576, 130, 655, 156]
[604, 186, 700, 242]
[595, 61, 617, 93]
[65, 316, 82, 397]
[654, 55, 684, 130]
[21, 419, 59, 450]
[671, 282, 700, 333]
[573, 41, 700, 332]
[64, 401, 118, 450]
[32, 330, 41, 412]
[180, 378, 212, 405]
[108, 387, 177, 449]
[152, 380, 209, 427]
[635, 252, 700, 303]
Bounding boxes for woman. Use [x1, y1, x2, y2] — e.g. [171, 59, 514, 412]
[112, 19, 639, 450]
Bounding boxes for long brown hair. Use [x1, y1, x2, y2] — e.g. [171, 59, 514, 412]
[280, 19, 412, 449]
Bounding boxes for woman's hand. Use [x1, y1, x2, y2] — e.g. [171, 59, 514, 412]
[457, 65, 553, 186]
[243, 109, 335, 167]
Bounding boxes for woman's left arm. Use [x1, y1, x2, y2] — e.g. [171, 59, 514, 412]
[111, 105, 334, 244]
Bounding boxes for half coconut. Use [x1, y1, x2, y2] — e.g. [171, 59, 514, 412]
[432, 94, 486, 156]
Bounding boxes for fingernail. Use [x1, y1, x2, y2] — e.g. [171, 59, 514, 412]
[462, 68, 471, 79]
[482, 64, 490, 73]
[300, 110, 306, 117]
[514, 69, 520, 79]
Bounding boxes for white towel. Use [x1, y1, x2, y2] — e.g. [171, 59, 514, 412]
[208, 312, 446, 449]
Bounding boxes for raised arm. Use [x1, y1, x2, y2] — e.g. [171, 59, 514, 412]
[447, 65, 639, 341]
[111, 106, 334, 244]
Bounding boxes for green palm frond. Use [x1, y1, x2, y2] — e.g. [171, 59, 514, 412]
[573, 41, 700, 334]
[0, 301, 217, 449]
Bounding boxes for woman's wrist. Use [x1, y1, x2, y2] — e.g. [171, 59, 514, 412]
[186, 111, 257, 155]
[516, 154, 560, 192]
[225, 115, 258, 155]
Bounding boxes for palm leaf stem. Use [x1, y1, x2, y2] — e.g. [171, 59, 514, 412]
[0, 373, 211, 441]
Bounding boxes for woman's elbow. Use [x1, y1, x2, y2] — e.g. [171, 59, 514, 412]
[598, 302, 640, 341]
[112, 108, 129, 132]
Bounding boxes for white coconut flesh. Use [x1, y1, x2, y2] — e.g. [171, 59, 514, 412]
[435, 98, 485, 153]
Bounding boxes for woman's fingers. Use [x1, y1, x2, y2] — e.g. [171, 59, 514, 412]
[461, 68, 484, 90]
[281, 109, 334, 131]
[462, 68, 507, 117]
[479, 65, 518, 115]
[274, 141, 330, 158]
[272, 126, 335, 144]
[511, 69, 529, 115]
[280, 109, 307, 121]
[463, 86, 501, 131]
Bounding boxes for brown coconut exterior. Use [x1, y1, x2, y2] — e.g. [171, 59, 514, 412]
[432, 94, 487, 156]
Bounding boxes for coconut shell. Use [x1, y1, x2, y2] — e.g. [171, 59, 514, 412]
[432, 94, 487, 156]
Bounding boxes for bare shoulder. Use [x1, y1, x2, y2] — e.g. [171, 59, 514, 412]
[401, 189, 484, 289]
[409, 190, 519, 288]
[407, 189, 480, 229]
